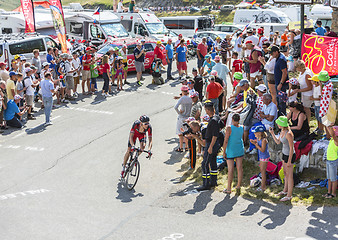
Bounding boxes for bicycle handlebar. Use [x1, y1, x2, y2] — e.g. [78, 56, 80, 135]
[131, 147, 152, 159]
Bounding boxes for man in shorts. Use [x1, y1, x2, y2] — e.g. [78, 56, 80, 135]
[71, 52, 81, 97]
[176, 39, 189, 79]
[121, 115, 152, 177]
[63, 54, 76, 100]
[23, 67, 38, 120]
[82, 47, 92, 94]
[197, 37, 208, 75]
[134, 42, 145, 86]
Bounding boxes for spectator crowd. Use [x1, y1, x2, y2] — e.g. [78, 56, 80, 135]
[0, 22, 337, 200]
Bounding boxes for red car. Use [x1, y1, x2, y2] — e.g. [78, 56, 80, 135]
[97, 38, 166, 72]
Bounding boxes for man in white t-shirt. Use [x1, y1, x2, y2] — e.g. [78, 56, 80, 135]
[245, 29, 259, 46]
[24, 67, 39, 120]
[72, 52, 81, 97]
[117, 0, 127, 12]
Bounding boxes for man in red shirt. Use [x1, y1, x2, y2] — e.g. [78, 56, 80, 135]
[206, 76, 223, 115]
[197, 37, 208, 75]
[154, 41, 164, 61]
[82, 47, 92, 94]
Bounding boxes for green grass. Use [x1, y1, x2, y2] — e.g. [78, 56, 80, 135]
[179, 153, 337, 206]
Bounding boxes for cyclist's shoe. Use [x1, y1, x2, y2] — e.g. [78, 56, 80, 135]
[120, 170, 125, 178]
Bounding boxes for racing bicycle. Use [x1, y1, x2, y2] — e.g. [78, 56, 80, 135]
[121, 147, 152, 190]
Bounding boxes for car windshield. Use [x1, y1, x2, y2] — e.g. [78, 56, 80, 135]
[146, 23, 169, 34]
[97, 44, 120, 55]
[101, 23, 129, 38]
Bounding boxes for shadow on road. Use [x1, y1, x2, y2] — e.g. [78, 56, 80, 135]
[115, 182, 144, 203]
[185, 189, 214, 215]
[306, 206, 338, 239]
[213, 194, 238, 217]
[241, 197, 292, 229]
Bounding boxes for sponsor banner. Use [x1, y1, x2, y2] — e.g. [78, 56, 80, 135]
[20, 0, 36, 33]
[49, 4, 67, 53]
[288, 19, 313, 30]
[301, 34, 338, 76]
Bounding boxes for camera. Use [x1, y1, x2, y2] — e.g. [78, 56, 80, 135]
[182, 122, 193, 136]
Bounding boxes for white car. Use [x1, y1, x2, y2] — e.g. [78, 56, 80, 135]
[193, 31, 237, 46]
[214, 24, 243, 34]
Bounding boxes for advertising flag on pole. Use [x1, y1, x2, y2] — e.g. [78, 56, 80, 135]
[49, 0, 67, 53]
[301, 34, 338, 76]
[20, 0, 36, 33]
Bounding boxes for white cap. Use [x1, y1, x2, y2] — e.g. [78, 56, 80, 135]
[256, 84, 267, 92]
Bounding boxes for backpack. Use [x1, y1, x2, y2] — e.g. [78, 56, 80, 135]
[22, 76, 30, 94]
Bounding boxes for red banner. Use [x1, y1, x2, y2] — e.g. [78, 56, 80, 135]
[49, 0, 67, 53]
[301, 34, 338, 76]
[20, 0, 35, 33]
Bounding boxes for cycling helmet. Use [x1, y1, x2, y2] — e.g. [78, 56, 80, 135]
[139, 115, 150, 123]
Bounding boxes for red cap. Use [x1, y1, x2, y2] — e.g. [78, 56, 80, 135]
[258, 28, 264, 34]
[86, 47, 92, 51]
[179, 34, 183, 37]
[245, 40, 253, 44]
[0, 62, 5, 67]
[181, 85, 189, 91]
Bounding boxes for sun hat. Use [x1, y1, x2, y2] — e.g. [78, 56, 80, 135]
[141, 39, 146, 42]
[14, 95, 22, 100]
[9, 71, 17, 77]
[20, 56, 27, 61]
[276, 116, 289, 127]
[256, 84, 267, 92]
[202, 114, 210, 122]
[233, 72, 243, 80]
[309, 75, 319, 82]
[25, 68, 32, 73]
[156, 40, 162, 45]
[190, 92, 199, 98]
[108, 47, 114, 52]
[205, 54, 211, 59]
[238, 79, 249, 86]
[186, 117, 196, 122]
[214, 55, 221, 61]
[318, 71, 330, 82]
[247, 28, 253, 33]
[42, 62, 50, 67]
[286, 55, 294, 62]
[30, 65, 37, 70]
[181, 85, 189, 91]
[210, 70, 218, 76]
[252, 125, 265, 133]
[289, 77, 299, 85]
[216, 36, 221, 40]
[204, 100, 214, 107]
[14, 55, 21, 60]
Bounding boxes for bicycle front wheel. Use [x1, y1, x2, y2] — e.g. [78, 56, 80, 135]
[125, 160, 140, 190]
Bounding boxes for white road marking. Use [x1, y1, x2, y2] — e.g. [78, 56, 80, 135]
[63, 106, 113, 115]
[0, 144, 44, 152]
[0, 189, 50, 201]
[159, 233, 184, 240]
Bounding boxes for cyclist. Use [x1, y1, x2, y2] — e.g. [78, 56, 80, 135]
[121, 115, 153, 177]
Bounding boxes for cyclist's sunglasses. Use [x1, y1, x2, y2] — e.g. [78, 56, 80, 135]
[143, 122, 150, 125]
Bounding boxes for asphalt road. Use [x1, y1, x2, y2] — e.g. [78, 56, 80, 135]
[0, 63, 337, 240]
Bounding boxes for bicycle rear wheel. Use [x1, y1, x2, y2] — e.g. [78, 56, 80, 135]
[125, 160, 140, 190]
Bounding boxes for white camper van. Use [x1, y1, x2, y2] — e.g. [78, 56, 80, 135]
[64, 10, 130, 46]
[310, 4, 333, 27]
[0, 10, 55, 35]
[233, 9, 291, 25]
[160, 16, 213, 38]
[115, 12, 177, 42]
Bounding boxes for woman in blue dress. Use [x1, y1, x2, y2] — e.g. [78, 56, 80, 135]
[222, 113, 244, 194]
